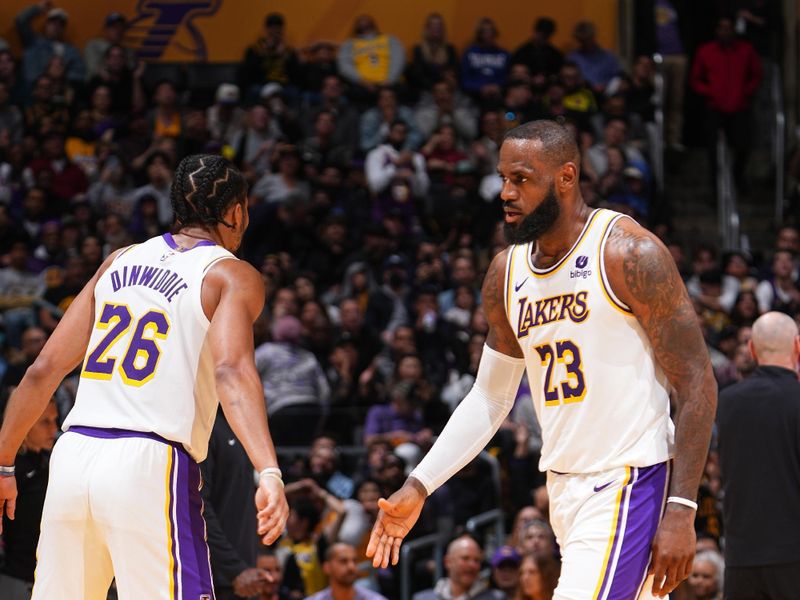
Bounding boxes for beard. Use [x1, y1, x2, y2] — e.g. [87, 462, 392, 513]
[503, 186, 561, 245]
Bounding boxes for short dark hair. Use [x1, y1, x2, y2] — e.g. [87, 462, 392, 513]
[535, 17, 556, 37]
[265, 12, 285, 27]
[291, 498, 322, 531]
[503, 119, 580, 167]
[324, 542, 356, 562]
[170, 154, 247, 228]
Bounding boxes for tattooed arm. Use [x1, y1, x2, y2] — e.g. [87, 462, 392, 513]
[367, 249, 526, 567]
[605, 218, 717, 597]
[484, 248, 525, 358]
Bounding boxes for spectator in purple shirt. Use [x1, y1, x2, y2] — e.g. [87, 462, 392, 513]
[305, 543, 388, 600]
[363, 381, 432, 471]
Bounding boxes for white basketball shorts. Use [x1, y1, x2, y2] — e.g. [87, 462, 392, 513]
[548, 461, 670, 600]
[32, 426, 214, 600]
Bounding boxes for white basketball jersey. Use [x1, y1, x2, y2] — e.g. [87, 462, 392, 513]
[504, 208, 674, 473]
[63, 233, 236, 461]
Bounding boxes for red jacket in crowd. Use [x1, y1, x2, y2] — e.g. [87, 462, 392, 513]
[690, 39, 763, 114]
[26, 157, 89, 203]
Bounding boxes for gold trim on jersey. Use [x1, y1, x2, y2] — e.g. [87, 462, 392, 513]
[525, 209, 602, 278]
[202, 254, 236, 275]
[598, 214, 635, 316]
[164, 447, 176, 599]
[116, 243, 139, 258]
[505, 245, 516, 319]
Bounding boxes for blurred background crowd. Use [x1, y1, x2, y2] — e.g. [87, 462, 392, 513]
[0, 1, 797, 599]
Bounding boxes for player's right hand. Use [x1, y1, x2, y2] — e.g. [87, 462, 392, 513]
[366, 479, 426, 568]
[0, 476, 17, 534]
[255, 477, 288, 545]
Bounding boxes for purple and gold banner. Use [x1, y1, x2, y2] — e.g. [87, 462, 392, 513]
[0, 0, 617, 63]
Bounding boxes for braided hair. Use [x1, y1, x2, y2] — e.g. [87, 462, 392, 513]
[170, 154, 247, 228]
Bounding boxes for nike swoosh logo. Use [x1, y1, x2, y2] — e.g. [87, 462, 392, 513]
[228, 439, 236, 446]
[26, 470, 36, 479]
[593, 481, 614, 492]
[514, 278, 528, 292]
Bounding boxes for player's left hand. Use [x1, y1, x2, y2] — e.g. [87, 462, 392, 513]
[648, 504, 696, 597]
[255, 476, 288, 545]
[0, 476, 17, 535]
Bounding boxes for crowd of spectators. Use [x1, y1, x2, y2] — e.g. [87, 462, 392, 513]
[0, 2, 790, 599]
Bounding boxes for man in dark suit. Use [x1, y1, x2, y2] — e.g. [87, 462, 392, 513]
[717, 311, 800, 599]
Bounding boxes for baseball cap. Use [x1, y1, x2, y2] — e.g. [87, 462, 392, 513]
[623, 166, 645, 180]
[260, 82, 284, 99]
[215, 83, 240, 105]
[383, 254, 407, 270]
[46, 8, 68, 22]
[491, 546, 522, 568]
[105, 12, 126, 27]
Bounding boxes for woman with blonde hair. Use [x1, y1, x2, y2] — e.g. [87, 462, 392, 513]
[408, 13, 458, 92]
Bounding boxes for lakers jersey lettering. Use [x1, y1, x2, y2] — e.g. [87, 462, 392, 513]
[63, 234, 235, 461]
[516, 291, 589, 338]
[505, 209, 674, 473]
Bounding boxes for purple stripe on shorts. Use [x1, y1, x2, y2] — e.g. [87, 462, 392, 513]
[596, 470, 634, 599]
[606, 462, 669, 599]
[188, 460, 214, 596]
[168, 447, 179, 600]
[174, 449, 214, 599]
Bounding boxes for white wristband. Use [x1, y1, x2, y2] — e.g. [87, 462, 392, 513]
[667, 496, 698, 511]
[259, 467, 282, 480]
[261, 473, 284, 488]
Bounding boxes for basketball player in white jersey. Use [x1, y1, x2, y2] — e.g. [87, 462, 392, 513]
[366, 121, 717, 599]
[0, 154, 289, 598]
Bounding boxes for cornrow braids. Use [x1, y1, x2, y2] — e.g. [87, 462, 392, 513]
[170, 154, 247, 228]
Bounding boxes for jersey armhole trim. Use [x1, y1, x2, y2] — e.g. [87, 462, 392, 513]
[504, 245, 516, 320]
[202, 254, 237, 276]
[599, 214, 634, 316]
[113, 244, 139, 261]
[192, 254, 239, 328]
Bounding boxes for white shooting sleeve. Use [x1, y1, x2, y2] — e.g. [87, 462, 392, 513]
[409, 344, 526, 494]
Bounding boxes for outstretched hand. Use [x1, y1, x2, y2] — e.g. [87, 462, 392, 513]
[255, 476, 289, 545]
[366, 478, 427, 568]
